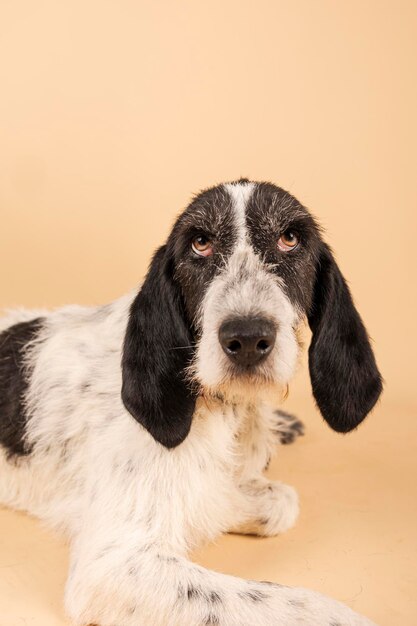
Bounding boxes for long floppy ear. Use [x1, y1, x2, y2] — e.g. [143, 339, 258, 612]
[121, 246, 196, 448]
[307, 244, 383, 432]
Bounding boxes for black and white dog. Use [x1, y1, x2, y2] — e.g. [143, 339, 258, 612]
[0, 180, 382, 625]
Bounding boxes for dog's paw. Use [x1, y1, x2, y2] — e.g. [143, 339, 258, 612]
[253, 582, 377, 626]
[258, 481, 299, 535]
[239, 479, 299, 536]
[273, 410, 305, 445]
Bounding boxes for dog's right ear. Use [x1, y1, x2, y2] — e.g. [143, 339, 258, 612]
[121, 246, 196, 448]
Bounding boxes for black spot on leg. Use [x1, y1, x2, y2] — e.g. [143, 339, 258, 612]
[138, 544, 152, 554]
[125, 459, 136, 474]
[187, 585, 202, 600]
[238, 589, 269, 603]
[209, 591, 222, 604]
[165, 556, 179, 564]
[156, 554, 179, 564]
[274, 411, 305, 445]
[59, 440, 70, 462]
[184, 586, 222, 605]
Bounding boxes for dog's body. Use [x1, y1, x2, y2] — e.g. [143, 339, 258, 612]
[0, 181, 382, 625]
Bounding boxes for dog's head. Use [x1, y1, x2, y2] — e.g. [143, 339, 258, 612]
[121, 180, 382, 448]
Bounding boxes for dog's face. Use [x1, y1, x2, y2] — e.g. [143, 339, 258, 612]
[122, 180, 382, 448]
[172, 181, 320, 394]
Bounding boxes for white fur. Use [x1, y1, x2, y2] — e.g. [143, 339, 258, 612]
[224, 181, 255, 245]
[0, 183, 376, 625]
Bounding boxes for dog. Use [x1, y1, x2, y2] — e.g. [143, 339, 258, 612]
[0, 179, 382, 625]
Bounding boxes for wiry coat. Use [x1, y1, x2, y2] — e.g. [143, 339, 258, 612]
[0, 180, 382, 625]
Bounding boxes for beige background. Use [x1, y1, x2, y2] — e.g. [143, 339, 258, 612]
[0, 1, 416, 625]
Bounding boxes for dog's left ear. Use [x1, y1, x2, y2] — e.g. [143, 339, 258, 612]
[121, 245, 196, 448]
[307, 244, 383, 432]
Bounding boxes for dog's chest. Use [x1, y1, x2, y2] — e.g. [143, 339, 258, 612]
[131, 400, 248, 551]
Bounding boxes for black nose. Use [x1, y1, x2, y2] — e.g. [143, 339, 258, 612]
[218, 317, 277, 367]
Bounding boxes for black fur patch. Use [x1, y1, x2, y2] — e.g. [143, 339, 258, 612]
[245, 182, 321, 313]
[308, 244, 383, 432]
[238, 589, 269, 602]
[187, 585, 201, 600]
[121, 246, 197, 449]
[171, 184, 236, 325]
[0, 318, 44, 456]
[208, 591, 222, 604]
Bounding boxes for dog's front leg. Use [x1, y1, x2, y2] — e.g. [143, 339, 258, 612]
[63, 448, 374, 626]
[65, 528, 375, 626]
[231, 403, 299, 537]
[237, 403, 303, 480]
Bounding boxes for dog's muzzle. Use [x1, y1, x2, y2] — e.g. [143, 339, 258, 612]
[218, 317, 276, 368]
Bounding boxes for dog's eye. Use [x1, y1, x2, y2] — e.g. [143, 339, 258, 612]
[278, 230, 299, 252]
[192, 235, 213, 257]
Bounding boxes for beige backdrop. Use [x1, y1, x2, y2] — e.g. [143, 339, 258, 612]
[0, 2, 416, 625]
